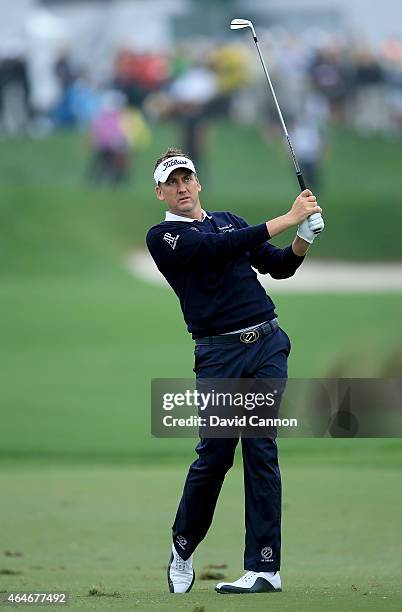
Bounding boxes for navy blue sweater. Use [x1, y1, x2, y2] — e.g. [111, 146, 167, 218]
[146, 211, 304, 338]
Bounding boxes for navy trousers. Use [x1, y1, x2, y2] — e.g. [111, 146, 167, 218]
[172, 325, 290, 571]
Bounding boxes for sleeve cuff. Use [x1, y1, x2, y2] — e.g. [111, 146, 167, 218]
[288, 244, 305, 265]
[253, 222, 270, 242]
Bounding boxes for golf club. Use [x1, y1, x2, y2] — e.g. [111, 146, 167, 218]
[230, 18, 308, 194]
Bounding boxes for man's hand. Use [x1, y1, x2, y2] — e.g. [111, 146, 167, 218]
[297, 212, 325, 244]
[266, 189, 323, 239]
[287, 189, 322, 225]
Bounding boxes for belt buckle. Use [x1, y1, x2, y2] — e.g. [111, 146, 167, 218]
[240, 329, 260, 344]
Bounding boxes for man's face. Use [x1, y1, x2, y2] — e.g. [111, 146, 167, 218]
[155, 168, 201, 217]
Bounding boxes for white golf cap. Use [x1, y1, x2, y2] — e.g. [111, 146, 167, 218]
[154, 156, 196, 184]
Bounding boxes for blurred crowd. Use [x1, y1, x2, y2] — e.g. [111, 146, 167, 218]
[1, 29, 402, 185]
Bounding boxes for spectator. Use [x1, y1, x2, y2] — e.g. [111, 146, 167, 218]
[382, 38, 402, 136]
[88, 90, 130, 185]
[351, 45, 385, 135]
[168, 61, 218, 172]
[0, 39, 32, 136]
[113, 50, 169, 108]
[309, 44, 353, 122]
[291, 119, 324, 193]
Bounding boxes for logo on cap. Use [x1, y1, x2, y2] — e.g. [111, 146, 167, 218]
[163, 158, 188, 171]
[154, 156, 195, 184]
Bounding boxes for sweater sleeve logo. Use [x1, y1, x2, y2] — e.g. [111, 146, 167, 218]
[163, 232, 179, 250]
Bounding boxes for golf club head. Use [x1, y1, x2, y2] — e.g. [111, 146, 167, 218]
[230, 18, 256, 37]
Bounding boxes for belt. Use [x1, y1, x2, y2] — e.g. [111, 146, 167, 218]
[195, 319, 279, 345]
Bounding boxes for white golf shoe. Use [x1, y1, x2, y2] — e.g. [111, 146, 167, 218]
[215, 570, 281, 594]
[167, 544, 195, 593]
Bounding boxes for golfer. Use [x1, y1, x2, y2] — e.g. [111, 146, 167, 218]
[146, 148, 324, 594]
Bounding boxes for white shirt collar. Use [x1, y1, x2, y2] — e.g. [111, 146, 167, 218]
[165, 210, 211, 223]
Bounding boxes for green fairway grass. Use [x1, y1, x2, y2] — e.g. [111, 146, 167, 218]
[1, 121, 402, 611]
[1, 121, 402, 272]
[0, 458, 401, 611]
[1, 272, 402, 459]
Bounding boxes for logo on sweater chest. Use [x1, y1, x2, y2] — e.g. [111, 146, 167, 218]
[217, 224, 234, 233]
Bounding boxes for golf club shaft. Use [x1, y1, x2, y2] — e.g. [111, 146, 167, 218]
[253, 36, 307, 192]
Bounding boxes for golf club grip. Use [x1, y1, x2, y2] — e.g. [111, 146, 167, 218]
[297, 171, 321, 232]
[296, 172, 307, 192]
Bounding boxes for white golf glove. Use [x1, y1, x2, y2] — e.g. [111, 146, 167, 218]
[297, 212, 325, 244]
